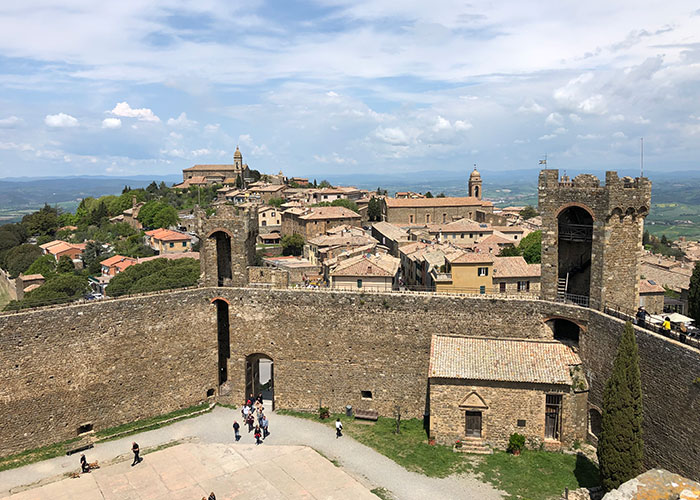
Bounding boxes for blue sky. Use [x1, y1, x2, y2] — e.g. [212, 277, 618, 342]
[1, 0, 699, 178]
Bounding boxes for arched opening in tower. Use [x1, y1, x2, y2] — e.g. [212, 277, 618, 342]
[474, 185, 480, 198]
[246, 353, 274, 410]
[546, 318, 581, 345]
[210, 231, 232, 286]
[213, 299, 230, 391]
[557, 206, 593, 304]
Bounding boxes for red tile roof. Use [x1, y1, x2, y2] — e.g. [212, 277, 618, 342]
[145, 228, 191, 241]
[385, 196, 492, 208]
[448, 251, 494, 264]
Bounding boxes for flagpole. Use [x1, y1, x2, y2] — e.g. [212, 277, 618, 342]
[640, 138, 644, 177]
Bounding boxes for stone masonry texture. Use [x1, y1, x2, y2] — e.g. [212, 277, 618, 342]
[0, 288, 698, 479]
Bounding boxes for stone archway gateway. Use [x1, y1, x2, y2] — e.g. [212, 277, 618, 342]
[246, 353, 274, 409]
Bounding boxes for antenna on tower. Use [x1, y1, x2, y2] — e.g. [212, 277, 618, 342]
[640, 137, 644, 177]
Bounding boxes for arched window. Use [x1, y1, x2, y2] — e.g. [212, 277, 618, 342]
[557, 206, 593, 304]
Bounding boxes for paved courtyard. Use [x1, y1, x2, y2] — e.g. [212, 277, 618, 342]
[6, 442, 376, 500]
[0, 406, 503, 500]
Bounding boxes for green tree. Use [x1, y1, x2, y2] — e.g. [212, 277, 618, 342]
[598, 321, 644, 491]
[107, 258, 199, 297]
[497, 244, 520, 257]
[318, 180, 332, 188]
[153, 205, 179, 228]
[235, 174, 243, 189]
[519, 230, 541, 264]
[688, 262, 700, 325]
[4, 273, 88, 310]
[281, 233, 304, 256]
[368, 197, 382, 221]
[329, 198, 359, 212]
[424, 191, 433, 198]
[5, 244, 43, 278]
[25, 254, 57, 278]
[22, 204, 59, 236]
[56, 255, 74, 273]
[436, 192, 446, 198]
[642, 230, 650, 246]
[268, 197, 285, 208]
[249, 169, 261, 182]
[520, 205, 538, 220]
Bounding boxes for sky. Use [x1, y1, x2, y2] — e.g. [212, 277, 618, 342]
[1, 1, 700, 179]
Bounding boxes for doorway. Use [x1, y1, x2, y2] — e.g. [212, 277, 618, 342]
[210, 230, 232, 286]
[545, 394, 562, 440]
[214, 299, 230, 393]
[245, 354, 274, 410]
[465, 411, 482, 438]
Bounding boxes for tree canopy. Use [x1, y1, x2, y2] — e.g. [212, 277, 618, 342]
[281, 234, 304, 256]
[4, 244, 43, 278]
[688, 262, 700, 325]
[520, 205, 538, 220]
[4, 273, 89, 311]
[497, 230, 541, 264]
[107, 258, 200, 297]
[137, 201, 179, 228]
[367, 197, 382, 221]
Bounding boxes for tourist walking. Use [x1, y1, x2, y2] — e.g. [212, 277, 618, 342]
[335, 418, 343, 438]
[233, 420, 241, 441]
[254, 425, 262, 445]
[131, 442, 141, 466]
[208, 492, 216, 500]
[662, 316, 672, 333]
[261, 415, 269, 438]
[247, 412, 255, 432]
[636, 306, 647, 328]
[80, 454, 90, 473]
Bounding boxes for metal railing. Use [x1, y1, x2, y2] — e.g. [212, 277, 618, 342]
[603, 305, 700, 349]
[558, 223, 593, 242]
[556, 292, 590, 308]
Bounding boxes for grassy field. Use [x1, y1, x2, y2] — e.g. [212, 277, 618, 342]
[278, 410, 599, 499]
[646, 202, 700, 240]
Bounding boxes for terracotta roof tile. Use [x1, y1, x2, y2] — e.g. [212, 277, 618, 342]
[429, 335, 581, 384]
[385, 196, 492, 208]
[493, 256, 540, 278]
[639, 279, 665, 294]
[449, 251, 494, 264]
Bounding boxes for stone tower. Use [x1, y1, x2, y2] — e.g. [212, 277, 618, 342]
[539, 170, 651, 313]
[233, 146, 243, 170]
[196, 204, 258, 287]
[468, 167, 482, 199]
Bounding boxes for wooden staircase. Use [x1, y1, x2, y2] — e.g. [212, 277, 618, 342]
[557, 273, 569, 298]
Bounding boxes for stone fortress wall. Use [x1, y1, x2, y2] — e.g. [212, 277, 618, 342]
[1, 287, 698, 480]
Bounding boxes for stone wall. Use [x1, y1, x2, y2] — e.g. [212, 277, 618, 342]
[581, 310, 700, 480]
[0, 288, 697, 480]
[247, 266, 289, 288]
[0, 268, 19, 302]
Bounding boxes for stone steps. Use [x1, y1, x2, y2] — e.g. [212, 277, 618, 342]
[455, 438, 492, 455]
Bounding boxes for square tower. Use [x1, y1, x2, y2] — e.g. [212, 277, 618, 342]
[538, 170, 651, 313]
[196, 205, 258, 287]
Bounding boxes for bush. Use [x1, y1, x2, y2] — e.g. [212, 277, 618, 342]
[4, 244, 43, 278]
[507, 433, 526, 454]
[319, 407, 330, 419]
[281, 233, 304, 256]
[106, 258, 200, 297]
[4, 273, 89, 310]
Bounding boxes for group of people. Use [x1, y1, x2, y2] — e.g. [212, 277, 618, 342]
[233, 393, 270, 445]
[635, 306, 693, 342]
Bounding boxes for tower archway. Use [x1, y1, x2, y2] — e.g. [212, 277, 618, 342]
[245, 353, 274, 409]
[557, 206, 593, 305]
[545, 317, 581, 345]
[212, 298, 230, 394]
[209, 230, 232, 286]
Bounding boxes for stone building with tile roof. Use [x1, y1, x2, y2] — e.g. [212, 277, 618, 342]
[429, 335, 588, 450]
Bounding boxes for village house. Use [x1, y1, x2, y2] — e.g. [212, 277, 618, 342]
[249, 184, 286, 203]
[428, 219, 494, 244]
[304, 230, 377, 265]
[399, 241, 463, 290]
[172, 176, 208, 190]
[288, 177, 310, 187]
[281, 206, 362, 240]
[304, 186, 364, 203]
[434, 251, 494, 294]
[328, 253, 400, 291]
[100, 255, 137, 277]
[492, 256, 541, 294]
[39, 240, 86, 262]
[639, 278, 665, 314]
[109, 197, 145, 230]
[429, 335, 588, 450]
[258, 206, 282, 228]
[383, 196, 495, 225]
[371, 221, 411, 257]
[144, 228, 193, 254]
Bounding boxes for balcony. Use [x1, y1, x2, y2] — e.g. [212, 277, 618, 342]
[558, 223, 593, 242]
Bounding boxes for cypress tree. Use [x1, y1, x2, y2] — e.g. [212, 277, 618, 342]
[688, 262, 700, 325]
[597, 321, 644, 491]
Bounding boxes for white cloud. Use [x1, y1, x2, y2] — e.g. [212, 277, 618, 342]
[375, 127, 410, 145]
[204, 124, 220, 133]
[326, 91, 339, 97]
[577, 133, 601, 140]
[610, 114, 626, 122]
[545, 112, 564, 127]
[0, 116, 22, 128]
[613, 131, 627, 139]
[539, 134, 558, 140]
[518, 99, 546, 114]
[45, 113, 78, 128]
[167, 112, 197, 127]
[313, 153, 357, 164]
[569, 114, 582, 123]
[101, 118, 122, 129]
[578, 94, 607, 115]
[110, 102, 160, 122]
[432, 116, 452, 132]
[0, 141, 34, 151]
[454, 120, 472, 131]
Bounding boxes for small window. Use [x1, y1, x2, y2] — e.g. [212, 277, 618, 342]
[499, 282, 506, 293]
[206, 388, 215, 397]
[169, 242, 174, 248]
[478, 267, 488, 277]
[479, 285, 486, 294]
[77, 423, 93, 435]
[514, 235, 518, 239]
[518, 280, 530, 292]
[460, 234, 464, 239]
[409, 215, 414, 223]
[361, 390, 373, 400]
[426, 214, 431, 223]
[517, 419, 526, 427]
[357, 279, 363, 288]
[442, 213, 447, 223]
[182, 241, 186, 247]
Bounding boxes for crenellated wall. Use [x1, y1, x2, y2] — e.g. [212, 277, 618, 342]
[0, 288, 697, 480]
